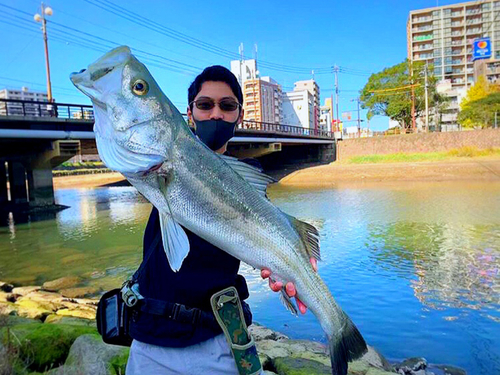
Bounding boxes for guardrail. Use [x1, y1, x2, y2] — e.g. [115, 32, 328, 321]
[0, 98, 334, 139]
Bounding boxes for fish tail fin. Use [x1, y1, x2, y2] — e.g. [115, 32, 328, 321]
[328, 312, 367, 375]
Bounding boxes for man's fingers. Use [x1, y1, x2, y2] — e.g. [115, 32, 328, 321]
[310, 257, 318, 272]
[296, 297, 307, 314]
[261, 268, 271, 279]
[268, 278, 282, 292]
[285, 282, 296, 297]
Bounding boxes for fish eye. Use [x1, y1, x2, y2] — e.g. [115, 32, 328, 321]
[132, 79, 149, 96]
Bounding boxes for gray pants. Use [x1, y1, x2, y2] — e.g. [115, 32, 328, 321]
[126, 334, 263, 375]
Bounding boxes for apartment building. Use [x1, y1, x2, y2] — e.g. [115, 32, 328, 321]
[294, 79, 320, 129]
[231, 59, 283, 124]
[408, 0, 500, 127]
[0, 87, 51, 116]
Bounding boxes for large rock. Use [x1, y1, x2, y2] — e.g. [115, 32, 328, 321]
[274, 357, 331, 375]
[60, 286, 99, 298]
[393, 357, 427, 374]
[43, 276, 82, 292]
[14, 299, 53, 320]
[56, 308, 96, 320]
[250, 324, 289, 341]
[17, 290, 64, 310]
[44, 314, 96, 327]
[257, 339, 330, 366]
[51, 334, 129, 375]
[0, 281, 13, 292]
[360, 346, 393, 372]
[11, 286, 41, 296]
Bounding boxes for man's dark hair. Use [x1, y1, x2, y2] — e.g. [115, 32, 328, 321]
[188, 65, 243, 110]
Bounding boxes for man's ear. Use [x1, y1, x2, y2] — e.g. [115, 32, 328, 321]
[187, 106, 193, 126]
[238, 108, 245, 124]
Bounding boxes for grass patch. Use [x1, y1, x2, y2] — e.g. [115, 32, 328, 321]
[346, 146, 500, 164]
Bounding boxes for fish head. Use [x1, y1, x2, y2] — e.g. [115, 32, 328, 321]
[70, 46, 179, 175]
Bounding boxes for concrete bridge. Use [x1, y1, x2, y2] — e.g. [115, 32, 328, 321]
[0, 98, 335, 212]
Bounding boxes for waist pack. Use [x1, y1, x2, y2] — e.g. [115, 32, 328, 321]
[96, 288, 133, 346]
[96, 234, 161, 347]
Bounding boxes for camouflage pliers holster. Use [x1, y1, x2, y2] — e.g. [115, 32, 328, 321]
[210, 287, 262, 375]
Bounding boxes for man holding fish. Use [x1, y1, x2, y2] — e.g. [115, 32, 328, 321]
[71, 46, 367, 375]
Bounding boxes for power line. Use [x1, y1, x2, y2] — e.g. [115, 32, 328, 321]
[369, 84, 421, 93]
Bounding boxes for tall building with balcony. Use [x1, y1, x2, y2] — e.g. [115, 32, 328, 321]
[231, 59, 283, 124]
[408, 1, 500, 128]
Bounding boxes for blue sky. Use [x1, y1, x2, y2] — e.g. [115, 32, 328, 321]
[0, 0, 462, 131]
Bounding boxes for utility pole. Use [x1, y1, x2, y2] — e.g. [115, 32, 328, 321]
[495, 111, 498, 129]
[333, 65, 340, 131]
[424, 62, 429, 132]
[409, 60, 416, 133]
[34, 2, 53, 102]
[238, 43, 244, 88]
[356, 98, 361, 137]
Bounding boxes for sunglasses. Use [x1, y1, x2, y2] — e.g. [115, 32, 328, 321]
[190, 98, 241, 112]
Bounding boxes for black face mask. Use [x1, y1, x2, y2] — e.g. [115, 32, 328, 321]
[195, 119, 237, 151]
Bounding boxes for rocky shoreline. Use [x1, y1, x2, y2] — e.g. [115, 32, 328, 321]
[0, 279, 466, 375]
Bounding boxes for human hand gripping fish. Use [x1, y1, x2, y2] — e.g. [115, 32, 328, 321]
[70, 46, 368, 375]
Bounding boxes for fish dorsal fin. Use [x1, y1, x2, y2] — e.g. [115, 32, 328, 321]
[285, 213, 321, 262]
[220, 154, 275, 197]
[158, 211, 190, 272]
[279, 288, 298, 316]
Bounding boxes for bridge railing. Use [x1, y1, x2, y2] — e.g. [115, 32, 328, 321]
[239, 120, 334, 139]
[0, 98, 334, 139]
[0, 99, 94, 120]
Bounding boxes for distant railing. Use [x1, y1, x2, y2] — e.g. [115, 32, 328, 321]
[239, 120, 334, 138]
[0, 98, 335, 139]
[0, 98, 94, 120]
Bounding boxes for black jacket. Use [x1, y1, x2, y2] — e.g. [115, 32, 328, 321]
[129, 158, 261, 348]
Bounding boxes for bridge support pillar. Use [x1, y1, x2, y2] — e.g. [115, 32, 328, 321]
[318, 143, 336, 163]
[0, 162, 8, 205]
[27, 162, 55, 207]
[8, 161, 28, 205]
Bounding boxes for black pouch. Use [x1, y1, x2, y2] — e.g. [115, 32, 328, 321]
[96, 288, 133, 347]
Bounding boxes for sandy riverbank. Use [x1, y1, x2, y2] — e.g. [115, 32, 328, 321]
[52, 158, 500, 190]
[53, 172, 126, 189]
[279, 157, 500, 188]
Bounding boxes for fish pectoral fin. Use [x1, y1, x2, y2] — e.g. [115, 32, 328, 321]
[284, 213, 321, 262]
[159, 212, 190, 272]
[279, 288, 298, 316]
[219, 154, 276, 197]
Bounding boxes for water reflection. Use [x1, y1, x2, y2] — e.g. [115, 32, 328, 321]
[367, 222, 500, 318]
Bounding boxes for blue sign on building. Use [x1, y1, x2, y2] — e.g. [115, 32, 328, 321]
[473, 38, 492, 61]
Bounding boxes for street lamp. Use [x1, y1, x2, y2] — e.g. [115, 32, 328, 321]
[34, 3, 53, 102]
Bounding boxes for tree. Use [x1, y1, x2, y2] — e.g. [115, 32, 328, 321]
[458, 92, 500, 129]
[460, 75, 495, 109]
[360, 60, 444, 132]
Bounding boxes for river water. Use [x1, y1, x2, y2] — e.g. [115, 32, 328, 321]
[0, 181, 499, 374]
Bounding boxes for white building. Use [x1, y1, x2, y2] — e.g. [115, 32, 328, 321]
[0, 87, 51, 116]
[294, 80, 320, 129]
[230, 59, 258, 87]
[282, 90, 314, 130]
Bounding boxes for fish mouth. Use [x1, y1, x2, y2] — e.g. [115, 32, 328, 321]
[70, 46, 132, 100]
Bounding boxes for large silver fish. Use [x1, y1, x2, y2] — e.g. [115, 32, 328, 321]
[70, 46, 367, 375]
